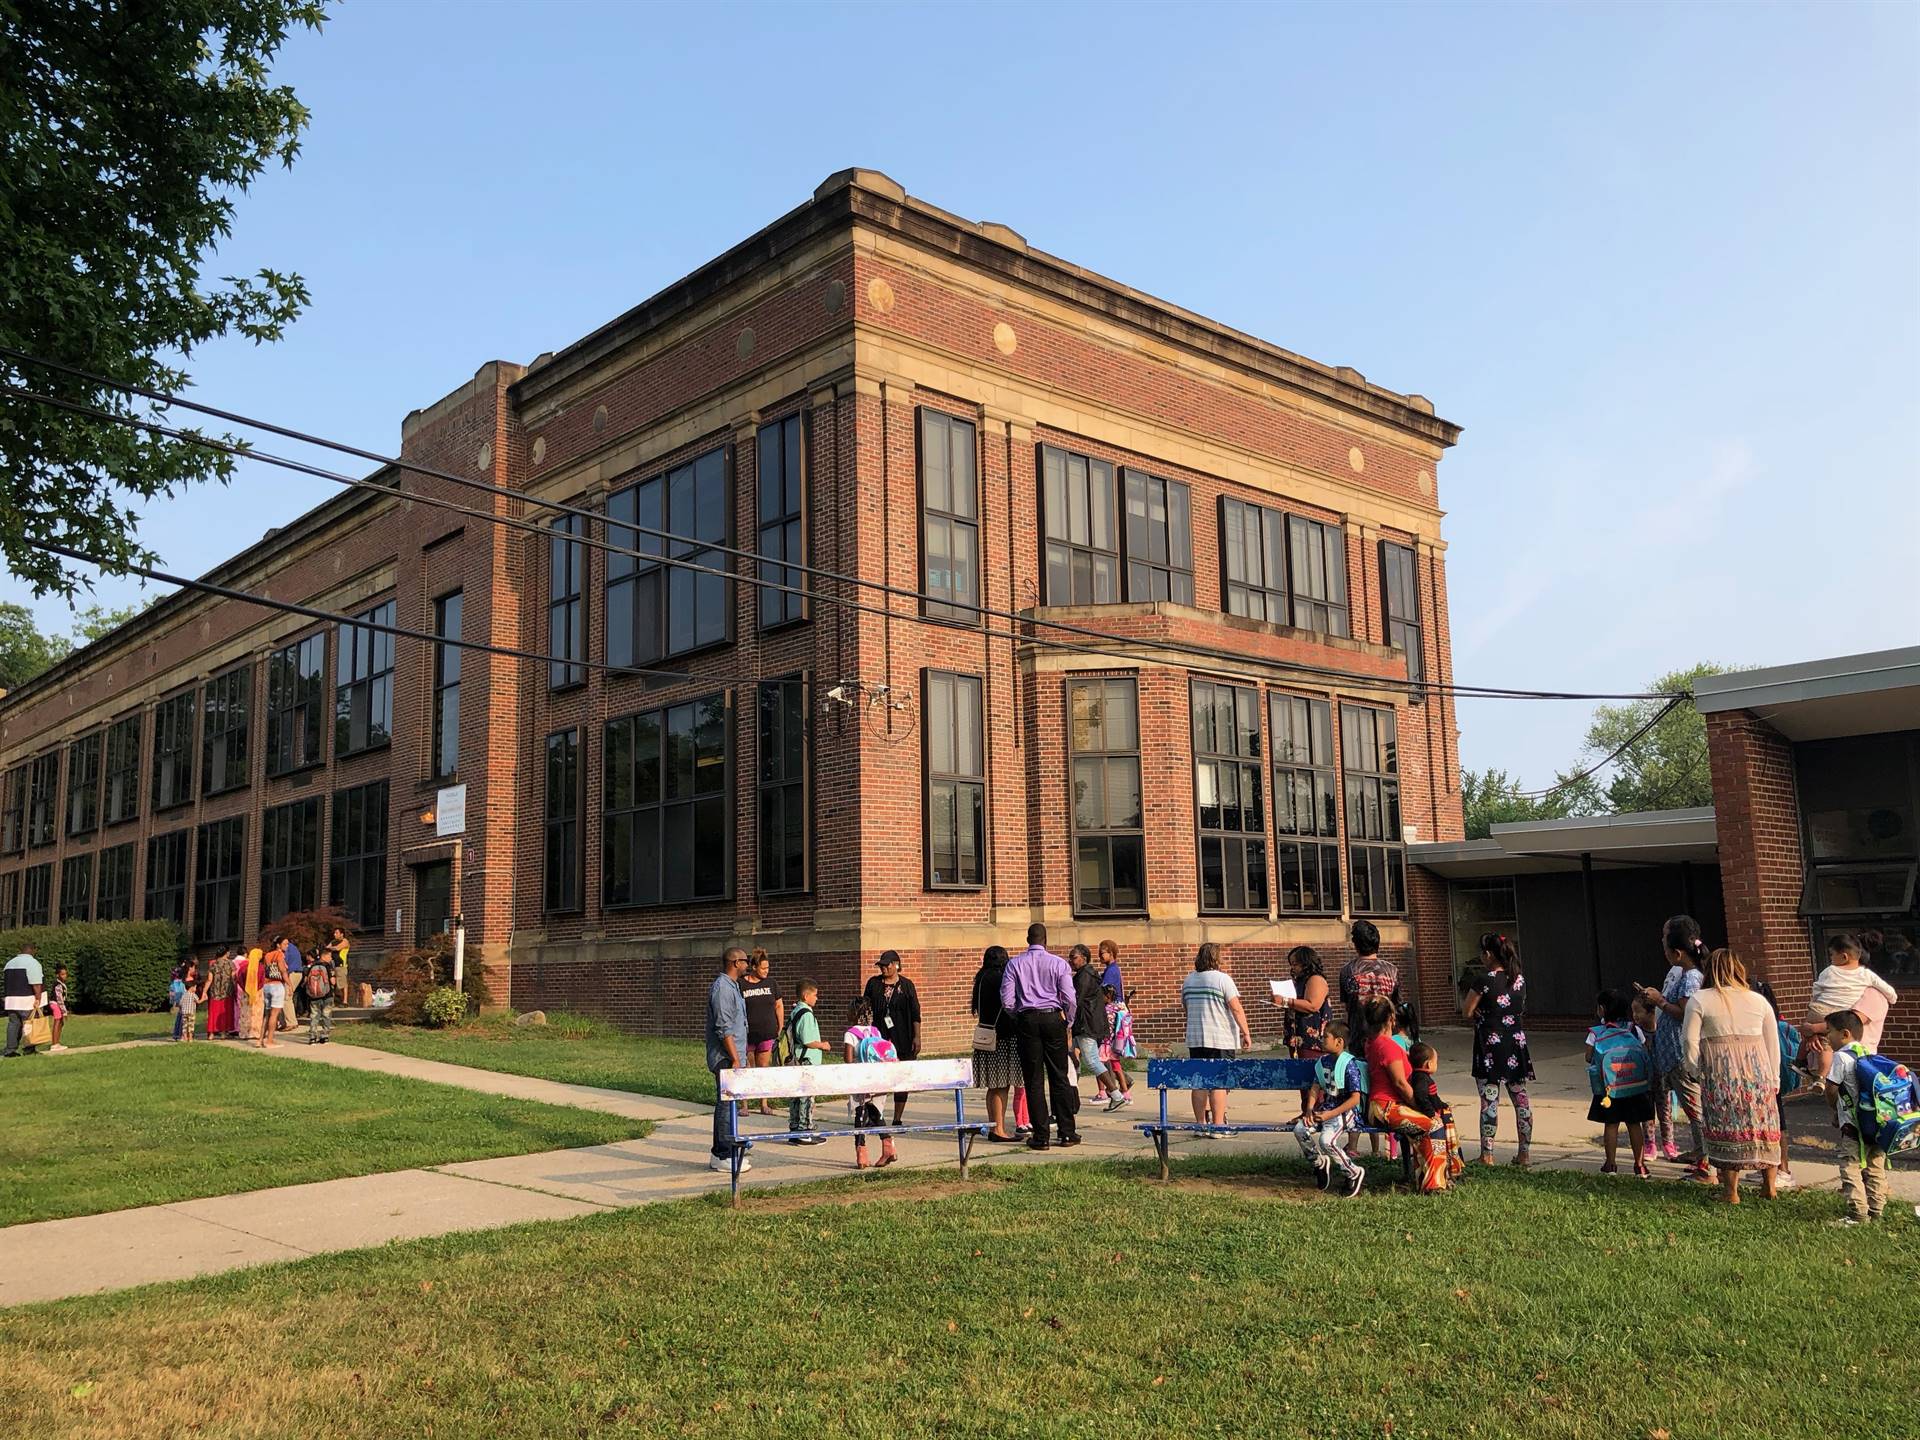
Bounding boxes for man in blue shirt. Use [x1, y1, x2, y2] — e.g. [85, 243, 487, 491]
[706, 946, 750, 1172]
[1001, 923, 1080, 1150]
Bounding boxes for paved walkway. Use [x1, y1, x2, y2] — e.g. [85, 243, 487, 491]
[6, 1027, 1912, 1309]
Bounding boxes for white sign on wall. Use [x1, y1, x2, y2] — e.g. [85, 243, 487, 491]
[436, 784, 467, 838]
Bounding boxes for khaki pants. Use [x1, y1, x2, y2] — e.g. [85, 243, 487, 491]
[1838, 1129, 1890, 1220]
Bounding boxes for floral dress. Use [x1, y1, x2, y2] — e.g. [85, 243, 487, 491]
[1283, 980, 1331, 1058]
[1471, 968, 1535, 1085]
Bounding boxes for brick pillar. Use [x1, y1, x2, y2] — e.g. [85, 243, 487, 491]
[1408, 864, 1457, 1028]
[1706, 709, 1813, 1022]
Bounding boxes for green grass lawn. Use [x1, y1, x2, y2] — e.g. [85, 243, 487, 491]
[1, 1044, 643, 1224]
[54, 1011, 174, 1048]
[336, 1010, 716, 1103]
[4, 1155, 1912, 1439]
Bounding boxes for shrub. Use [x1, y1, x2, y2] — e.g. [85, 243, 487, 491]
[255, 906, 356, 964]
[5, 920, 187, 1012]
[419, 986, 468, 1029]
[371, 934, 490, 1025]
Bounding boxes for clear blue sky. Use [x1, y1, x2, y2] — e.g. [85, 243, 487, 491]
[10, 0, 1917, 787]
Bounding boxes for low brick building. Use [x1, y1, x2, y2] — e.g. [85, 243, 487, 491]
[0, 169, 1467, 1047]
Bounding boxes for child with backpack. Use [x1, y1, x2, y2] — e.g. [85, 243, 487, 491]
[1104, 984, 1137, 1104]
[1586, 989, 1654, 1177]
[303, 951, 336, 1045]
[782, 979, 830, 1145]
[844, 997, 899, 1170]
[1821, 1009, 1920, 1225]
[1292, 1020, 1366, 1198]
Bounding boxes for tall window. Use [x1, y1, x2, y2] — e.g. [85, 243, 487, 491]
[924, 670, 985, 888]
[544, 729, 581, 913]
[0, 870, 17, 929]
[548, 514, 586, 688]
[194, 816, 245, 944]
[432, 592, 462, 780]
[1123, 469, 1194, 604]
[26, 751, 58, 848]
[606, 446, 730, 666]
[757, 677, 808, 895]
[151, 689, 196, 809]
[265, 633, 326, 776]
[1192, 679, 1267, 913]
[758, 415, 806, 629]
[59, 853, 93, 923]
[335, 600, 395, 755]
[1380, 540, 1423, 687]
[1069, 677, 1144, 913]
[1, 766, 25, 855]
[145, 830, 189, 925]
[65, 732, 102, 836]
[1041, 445, 1118, 605]
[919, 410, 980, 623]
[103, 714, 140, 825]
[96, 842, 135, 921]
[1287, 516, 1350, 637]
[260, 797, 321, 924]
[1342, 704, 1405, 916]
[202, 664, 252, 795]
[330, 781, 388, 929]
[604, 692, 730, 906]
[22, 862, 51, 927]
[1271, 694, 1340, 915]
[1221, 498, 1288, 623]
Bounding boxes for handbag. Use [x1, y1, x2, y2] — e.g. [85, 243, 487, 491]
[24, 1006, 53, 1049]
[970, 1022, 999, 1051]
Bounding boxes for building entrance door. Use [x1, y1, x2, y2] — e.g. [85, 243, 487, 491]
[414, 860, 452, 945]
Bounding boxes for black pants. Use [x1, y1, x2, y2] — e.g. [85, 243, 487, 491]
[1014, 1008, 1077, 1144]
[711, 1069, 732, 1159]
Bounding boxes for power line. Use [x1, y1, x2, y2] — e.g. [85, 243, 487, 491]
[1514, 695, 1689, 800]
[0, 345, 1686, 705]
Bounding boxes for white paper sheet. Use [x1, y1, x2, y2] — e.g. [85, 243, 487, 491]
[1270, 978, 1298, 1001]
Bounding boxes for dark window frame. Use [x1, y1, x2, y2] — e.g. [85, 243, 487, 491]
[918, 409, 982, 626]
[0, 767, 23, 855]
[103, 712, 140, 825]
[202, 664, 252, 797]
[756, 675, 810, 896]
[265, 632, 327, 777]
[194, 815, 246, 945]
[65, 731, 102, 837]
[432, 591, 463, 781]
[335, 600, 396, 757]
[1379, 540, 1424, 691]
[923, 669, 987, 890]
[59, 852, 94, 923]
[1271, 692, 1342, 916]
[605, 446, 734, 667]
[602, 691, 733, 908]
[21, 860, 52, 927]
[1220, 496, 1289, 624]
[1122, 467, 1196, 605]
[1287, 514, 1351, 638]
[1341, 703, 1406, 917]
[26, 751, 59, 849]
[330, 780, 389, 930]
[151, 689, 197, 810]
[1039, 444, 1120, 607]
[96, 841, 135, 921]
[0, 869, 17, 930]
[544, 728, 583, 914]
[548, 514, 587, 690]
[260, 796, 322, 926]
[1191, 677, 1269, 915]
[145, 830, 190, 926]
[757, 414, 807, 631]
[1068, 675, 1147, 916]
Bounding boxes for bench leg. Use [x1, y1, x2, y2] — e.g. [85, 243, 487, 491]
[729, 1100, 743, 1207]
[1155, 1128, 1171, 1182]
[958, 1129, 976, 1181]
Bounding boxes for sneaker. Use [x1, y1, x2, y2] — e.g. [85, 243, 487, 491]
[1058, 1135, 1084, 1148]
[1599, 1162, 1618, 1175]
[708, 1154, 751, 1173]
[1114, 1093, 1133, 1109]
[1312, 1161, 1331, 1191]
[48, 1043, 69, 1053]
[1775, 1171, 1799, 1190]
[1345, 1167, 1366, 1199]
[1829, 1216, 1863, 1228]
[802, 1134, 828, 1146]
[1661, 1143, 1682, 1162]
[1104, 1094, 1126, 1113]
[1633, 1162, 1651, 1180]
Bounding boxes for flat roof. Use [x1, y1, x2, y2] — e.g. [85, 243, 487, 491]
[1411, 807, 1718, 879]
[1694, 647, 1920, 741]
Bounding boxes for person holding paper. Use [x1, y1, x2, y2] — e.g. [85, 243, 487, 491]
[1276, 945, 1332, 1060]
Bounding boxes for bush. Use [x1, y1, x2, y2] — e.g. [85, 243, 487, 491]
[419, 986, 468, 1029]
[371, 934, 490, 1025]
[255, 905, 356, 964]
[5, 920, 187, 1011]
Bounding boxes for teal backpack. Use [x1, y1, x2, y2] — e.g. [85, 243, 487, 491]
[1845, 1043, 1920, 1156]
[1776, 1020, 1802, 1095]
[1589, 1024, 1652, 1103]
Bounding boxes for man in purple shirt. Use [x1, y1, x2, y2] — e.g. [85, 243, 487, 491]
[1001, 922, 1080, 1149]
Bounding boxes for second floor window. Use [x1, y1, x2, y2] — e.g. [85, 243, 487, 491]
[432, 592, 462, 780]
[1192, 678, 1267, 914]
[261, 797, 321, 924]
[21, 862, 51, 927]
[1221, 498, 1288, 624]
[606, 447, 730, 666]
[66, 732, 102, 836]
[549, 514, 586, 688]
[758, 415, 806, 629]
[924, 670, 985, 888]
[265, 633, 326, 776]
[103, 714, 140, 825]
[195, 815, 246, 945]
[145, 830, 189, 926]
[330, 781, 388, 929]
[151, 689, 196, 809]
[1342, 704, 1405, 916]
[1041, 445, 1118, 606]
[335, 601, 395, 756]
[757, 677, 808, 895]
[96, 842, 135, 921]
[0, 767, 22, 855]
[919, 410, 980, 624]
[1271, 693, 1340, 915]
[59, 852, 93, 923]
[1380, 540, 1423, 687]
[1123, 469, 1195, 604]
[603, 692, 730, 906]
[27, 751, 58, 848]
[1287, 516, 1350, 637]
[1069, 677, 1144, 914]
[203, 665, 252, 795]
[544, 729, 581, 912]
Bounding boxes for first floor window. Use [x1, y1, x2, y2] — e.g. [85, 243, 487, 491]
[757, 677, 809, 895]
[924, 670, 985, 888]
[1192, 678, 1267, 913]
[146, 831, 189, 925]
[330, 781, 388, 929]
[21, 863, 51, 927]
[1069, 676, 1144, 913]
[1271, 693, 1341, 915]
[604, 692, 730, 906]
[194, 816, 245, 945]
[261, 797, 322, 924]
[1342, 704, 1405, 915]
[545, 729, 582, 912]
[96, 842, 135, 921]
[0, 870, 17, 929]
[59, 853, 93, 923]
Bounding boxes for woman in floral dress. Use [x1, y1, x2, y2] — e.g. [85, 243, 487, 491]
[1682, 947, 1781, 1204]
[1462, 932, 1534, 1165]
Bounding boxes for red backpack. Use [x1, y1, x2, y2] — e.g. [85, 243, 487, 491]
[304, 963, 332, 1000]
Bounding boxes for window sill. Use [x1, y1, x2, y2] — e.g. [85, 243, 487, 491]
[925, 882, 988, 893]
[757, 616, 811, 638]
[917, 611, 985, 631]
[336, 740, 393, 761]
[104, 814, 140, 829]
[151, 799, 195, 816]
[266, 760, 326, 783]
[601, 894, 737, 912]
[549, 680, 588, 696]
[1071, 908, 1149, 920]
[202, 782, 250, 801]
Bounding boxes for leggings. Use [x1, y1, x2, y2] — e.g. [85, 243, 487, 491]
[1656, 1065, 1706, 1158]
[1476, 1080, 1533, 1153]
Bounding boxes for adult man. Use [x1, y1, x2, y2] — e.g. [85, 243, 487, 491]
[1001, 923, 1079, 1150]
[281, 931, 307, 1024]
[862, 950, 922, 1125]
[323, 927, 351, 1006]
[1069, 943, 1120, 1112]
[3, 942, 45, 1057]
[705, 946, 751, 1173]
[1338, 919, 1402, 1034]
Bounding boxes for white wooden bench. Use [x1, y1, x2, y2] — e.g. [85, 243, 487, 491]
[717, 1058, 982, 1203]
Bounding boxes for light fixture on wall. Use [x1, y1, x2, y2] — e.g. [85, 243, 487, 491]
[420, 807, 436, 826]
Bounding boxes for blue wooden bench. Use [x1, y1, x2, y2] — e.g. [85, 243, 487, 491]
[718, 1058, 984, 1204]
[1136, 1056, 1415, 1181]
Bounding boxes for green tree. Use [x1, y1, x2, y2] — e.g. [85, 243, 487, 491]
[69, 601, 148, 646]
[1572, 663, 1734, 814]
[0, 601, 66, 689]
[1461, 766, 1581, 840]
[0, 0, 328, 599]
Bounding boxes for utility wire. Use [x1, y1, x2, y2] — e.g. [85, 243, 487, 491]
[1, 345, 1686, 705]
[1513, 695, 1689, 800]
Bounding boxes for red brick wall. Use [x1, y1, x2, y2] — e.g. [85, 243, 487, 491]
[1706, 711, 1813, 1020]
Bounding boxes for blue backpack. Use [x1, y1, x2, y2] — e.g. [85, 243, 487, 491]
[169, 977, 186, 1005]
[1589, 1024, 1652, 1103]
[1845, 1044, 1920, 1156]
[1777, 1020, 1802, 1095]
